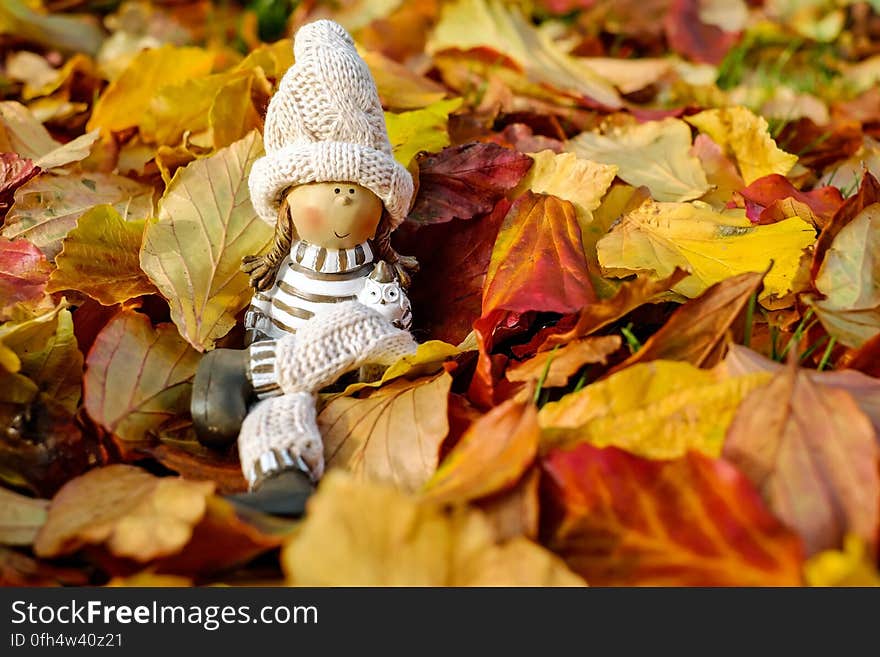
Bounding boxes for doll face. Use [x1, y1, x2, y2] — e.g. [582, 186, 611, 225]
[285, 182, 383, 249]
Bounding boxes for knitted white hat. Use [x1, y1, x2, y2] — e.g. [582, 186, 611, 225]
[248, 20, 413, 227]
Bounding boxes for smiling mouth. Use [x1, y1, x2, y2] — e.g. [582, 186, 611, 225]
[334, 231, 350, 239]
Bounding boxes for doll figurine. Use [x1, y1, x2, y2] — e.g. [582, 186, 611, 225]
[191, 20, 418, 516]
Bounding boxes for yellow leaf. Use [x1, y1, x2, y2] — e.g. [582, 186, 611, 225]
[140, 131, 272, 351]
[282, 471, 585, 586]
[235, 39, 294, 79]
[208, 71, 265, 150]
[47, 205, 156, 306]
[567, 118, 710, 202]
[0, 101, 98, 169]
[87, 45, 215, 134]
[538, 360, 771, 459]
[808, 203, 880, 348]
[596, 197, 816, 302]
[423, 398, 539, 505]
[427, 0, 620, 110]
[319, 373, 452, 493]
[685, 107, 798, 184]
[805, 534, 880, 587]
[0, 487, 48, 546]
[336, 339, 460, 397]
[385, 97, 463, 166]
[360, 47, 448, 110]
[514, 150, 617, 219]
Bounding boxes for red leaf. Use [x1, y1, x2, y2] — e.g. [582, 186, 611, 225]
[0, 153, 39, 217]
[738, 174, 843, 227]
[407, 142, 533, 225]
[542, 444, 805, 586]
[664, 0, 741, 65]
[0, 237, 52, 320]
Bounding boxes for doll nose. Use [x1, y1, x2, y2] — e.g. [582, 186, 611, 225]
[337, 195, 353, 206]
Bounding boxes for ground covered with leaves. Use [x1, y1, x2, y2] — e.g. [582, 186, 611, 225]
[1, 0, 880, 587]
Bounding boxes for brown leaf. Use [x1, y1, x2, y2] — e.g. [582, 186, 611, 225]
[542, 443, 805, 585]
[613, 270, 764, 372]
[811, 172, 880, 282]
[507, 335, 622, 387]
[0, 546, 87, 586]
[83, 310, 200, 450]
[34, 465, 282, 577]
[147, 441, 247, 496]
[422, 397, 539, 504]
[475, 466, 540, 542]
[838, 332, 880, 378]
[664, 0, 742, 65]
[319, 373, 452, 493]
[407, 143, 532, 226]
[541, 269, 689, 350]
[723, 358, 880, 556]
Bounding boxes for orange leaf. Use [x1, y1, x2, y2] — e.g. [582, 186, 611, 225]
[541, 269, 688, 350]
[723, 357, 880, 556]
[507, 335, 621, 387]
[423, 397, 539, 504]
[542, 444, 805, 586]
[612, 270, 764, 372]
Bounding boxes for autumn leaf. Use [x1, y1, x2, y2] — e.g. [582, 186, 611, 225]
[0, 152, 38, 213]
[808, 202, 880, 348]
[319, 373, 452, 493]
[507, 335, 621, 387]
[283, 470, 585, 586]
[87, 45, 215, 134]
[47, 205, 157, 305]
[804, 535, 880, 587]
[0, 487, 48, 546]
[538, 360, 770, 459]
[689, 134, 745, 208]
[541, 444, 805, 586]
[427, 0, 621, 109]
[336, 340, 461, 397]
[0, 547, 87, 586]
[0, 101, 98, 169]
[140, 131, 272, 351]
[613, 270, 764, 371]
[685, 107, 798, 185]
[567, 118, 711, 202]
[406, 142, 533, 225]
[0, 237, 52, 321]
[2, 172, 155, 260]
[83, 310, 200, 448]
[738, 174, 843, 228]
[514, 150, 617, 219]
[664, 0, 742, 65]
[476, 466, 540, 542]
[422, 398, 539, 504]
[0, 0, 104, 56]
[386, 97, 463, 166]
[541, 269, 689, 350]
[723, 358, 880, 556]
[34, 465, 282, 576]
[597, 197, 815, 302]
[361, 46, 449, 110]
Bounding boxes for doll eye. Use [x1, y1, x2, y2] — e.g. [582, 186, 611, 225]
[369, 288, 380, 300]
[348, 188, 355, 194]
[334, 187, 341, 194]
[385, 287, 399, 301]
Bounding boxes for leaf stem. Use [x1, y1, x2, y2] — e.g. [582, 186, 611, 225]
[533, 345, 559, 405]
[817, 337, 837, 371]
[621, 323, 642, 354]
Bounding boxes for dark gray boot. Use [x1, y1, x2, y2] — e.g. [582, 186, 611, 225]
[191, 348, 253, 449]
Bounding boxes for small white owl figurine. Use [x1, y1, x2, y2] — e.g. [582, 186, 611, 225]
[357, 261, 412, 330]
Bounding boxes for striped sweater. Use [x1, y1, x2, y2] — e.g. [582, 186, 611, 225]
[245, 240, 375, 399]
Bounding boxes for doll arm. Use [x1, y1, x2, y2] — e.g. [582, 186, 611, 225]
[273, 300, 416, 394]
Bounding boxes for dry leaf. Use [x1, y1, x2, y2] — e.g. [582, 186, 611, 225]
[422, 397, 539, 504]
[83, 310, 200, 447]
[723, 359, 880, 556]
[685, 107, 798, 184]
[47, 205, 157, 305]
[507, 335, 621, 387]
[567, 118, 710, 202]
[319, 373, 452, 493]
[0, 237, 52, 321]
[140, 131, 272, 351]
[283, 470, 585, 586]
[0, 488, 48, 546]
[542, 443, 805, 585]
[539, 360, 770, 459]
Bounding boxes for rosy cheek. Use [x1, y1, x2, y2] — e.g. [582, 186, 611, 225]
[302, 206, 324, 230]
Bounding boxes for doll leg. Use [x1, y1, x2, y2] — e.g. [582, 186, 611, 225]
[229, 392, 323, 517]
[191, 348, 253, 449]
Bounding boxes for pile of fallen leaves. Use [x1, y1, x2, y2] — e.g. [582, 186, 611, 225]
[1, 0, 880, 587]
